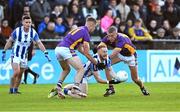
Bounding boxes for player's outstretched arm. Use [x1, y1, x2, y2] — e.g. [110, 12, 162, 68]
[36, 41, 51, 62]
[83, 41, 97, 65]
[2, 37, 13, 61]
[3, 37, 13, 51]
[93, 71, 108, 84]
[110, 48, 121, 59]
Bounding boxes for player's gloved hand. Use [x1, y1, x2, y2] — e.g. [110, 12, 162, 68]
[44, 51, 51, 62]
[108, 79, 121, 84]
[96, 62, 106, 70]
[2, 50, 6, 62]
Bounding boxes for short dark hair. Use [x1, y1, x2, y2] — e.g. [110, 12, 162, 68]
[108, 26, 117, 33]
[86, 16, 96, 24]
[22, 15, 31, 20]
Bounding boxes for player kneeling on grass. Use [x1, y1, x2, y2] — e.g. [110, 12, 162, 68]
[48, 45, 121, 99]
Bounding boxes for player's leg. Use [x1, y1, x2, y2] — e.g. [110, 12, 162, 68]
[67, 56, 84, 87]
[79, 82, 88, 95]
[23, 68, 28, 84]
[103, 56, 121, 97]
[56, 60, 70, 99]
[26, 67, 39, 84]
[14, 68, 25, 93]
[10, 63, 20, 94]
[129, 65, 150, 95]
[104, 68, 115, 97]
[128, 54, 150, 96]
[64, 84, 87, 98]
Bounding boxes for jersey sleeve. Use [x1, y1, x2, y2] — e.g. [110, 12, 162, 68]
[83, 29, 90, 42]
[105, 56, 112, 68]
[10, 29, 17, 40]
[33, 29, 40, 42]
[101, 37, 108, 44]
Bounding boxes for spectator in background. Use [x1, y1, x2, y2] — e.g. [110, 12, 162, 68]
[11, 0, 26, 28]
[116, 0, 130, 22]
[137, 0, 148, 24]
[148, 0, 159, 13]
[124, 19, 133, 35]
[108, 0, 120, 18]
[1, 19, 12, 39]
[118, 22, 126, 34]
[162, 0, 180, 28]
[0, 4, 4, 22]
[147, 20, 158, 37]
[128, 19, 152, 41]
[148, 5, 164, 28]
[30, 0, 51, 28]
[113, 17, 121, 28]
[40, 21, 58, 39]
[38, 15, 50, 34]
[97, 0, 109, 18]
[69, 4, 85, 26]
[55, 16, 66, 36]
[64, 15, 77, 32]
[82, 0, 98, 19]
[127, 2, 146, 24]
[15, 5, 31, 28]
[0, 26, 6, 47]
[100, 8, 114, 33]
[163, 20, 172, 36]
[155, 27, 166, 39]
[51, 5, 67, 21]
[167, 27, 180, 39]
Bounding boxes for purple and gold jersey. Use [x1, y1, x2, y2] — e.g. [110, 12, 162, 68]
[58, 26, 90, 49]
[102, 33, 136, 56]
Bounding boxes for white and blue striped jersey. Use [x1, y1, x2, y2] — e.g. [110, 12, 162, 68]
[11, 26, 40, 60]
[83, 53, 111, 79]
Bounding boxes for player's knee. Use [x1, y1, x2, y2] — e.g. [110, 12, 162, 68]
[77, 66, 84, 73]
[63, 67, 71, 74]
[13, 70, 20, 77]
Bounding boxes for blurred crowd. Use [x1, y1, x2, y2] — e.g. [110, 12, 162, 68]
[0, 0, 180, 47]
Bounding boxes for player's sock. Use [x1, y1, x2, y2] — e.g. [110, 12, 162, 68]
[14, 88, 18, 93]
[9, 88, 13, 94]
[56, 80, 62, 90]
[74, 82, 80, 87]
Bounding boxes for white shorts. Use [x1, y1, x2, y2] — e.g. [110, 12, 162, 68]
[11, 56, 28, 68]
[118, 54, 137, 66]
[55, 47, 73, 61]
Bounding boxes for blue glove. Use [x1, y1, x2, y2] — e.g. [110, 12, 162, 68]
[2, 50, 6, 62]
[44, 51, 51, 62]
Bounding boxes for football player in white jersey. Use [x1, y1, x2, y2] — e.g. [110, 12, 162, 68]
[2, 15, 51, 94]
[48, 45, 121, 99]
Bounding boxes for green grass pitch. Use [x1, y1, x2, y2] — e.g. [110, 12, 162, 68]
[0, 83, 180, 112]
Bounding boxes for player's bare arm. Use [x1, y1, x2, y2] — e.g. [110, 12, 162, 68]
[110, 48, 122, 59]
[83, 41, 97, 65]
[3, 37, 14, 51]
[36, 41, 46, 52]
